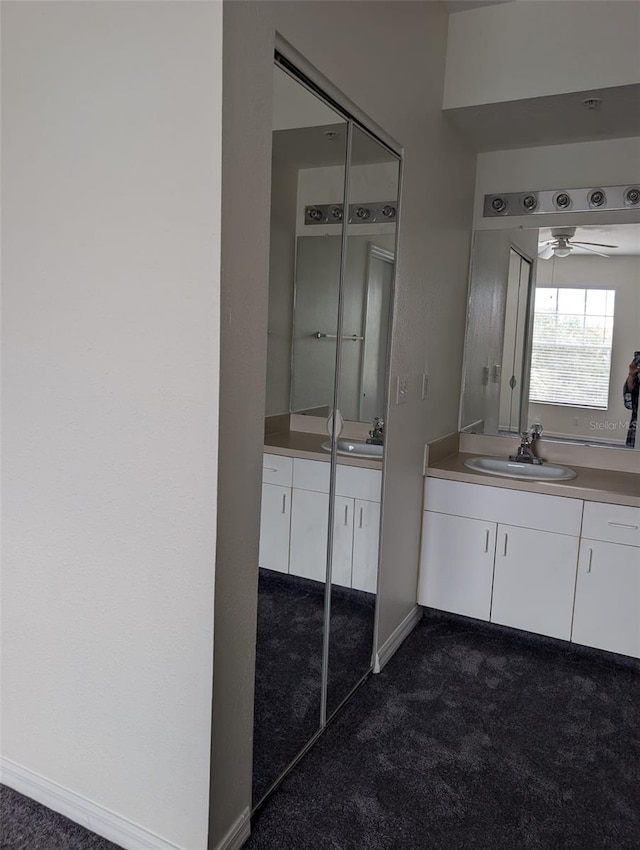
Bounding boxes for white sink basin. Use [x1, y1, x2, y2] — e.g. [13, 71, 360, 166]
[464, 456, 576, 481]
[321, 439, 383, 459]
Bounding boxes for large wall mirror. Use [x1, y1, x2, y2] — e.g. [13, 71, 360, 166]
[460, 223, 640, 451]
[253, 60, 401, 808]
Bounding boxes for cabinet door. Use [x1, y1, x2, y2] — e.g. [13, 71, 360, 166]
[491, 525, 579, 640]
[331, 496, 355, 588]
[289, 488, 330, 582]
[418, 511, 496, 620]
[572, 540, 640, 658]
[259, 483, 291, 573]
[352, 499, 381, 594]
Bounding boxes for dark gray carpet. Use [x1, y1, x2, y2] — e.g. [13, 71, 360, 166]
[0, 785, 121, 850]
[253, 569, 375, 803]
[247, 616, 640, 849]
[3, 616, 638, 850]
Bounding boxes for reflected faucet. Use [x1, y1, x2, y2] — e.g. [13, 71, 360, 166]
[367, 418, 384, 445]
[509, 423, 543, 464]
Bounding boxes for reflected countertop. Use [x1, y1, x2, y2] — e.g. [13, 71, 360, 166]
[426, 452, 640, 508]
[264, 431, 383, 470]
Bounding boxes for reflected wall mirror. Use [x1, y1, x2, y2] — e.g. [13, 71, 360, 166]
[253, 58, 401, 808]
[460, 223, 640, 451]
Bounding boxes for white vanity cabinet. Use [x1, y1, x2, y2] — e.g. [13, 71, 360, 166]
[262, 454, 382, 592]
[419, 478, 583, 641]
[259, 455, 293, 573]
[419, 476, 640, 658]
[491, 524, 579, 640]
[571, 503, 640, 658]
[418, 512, 496, 620]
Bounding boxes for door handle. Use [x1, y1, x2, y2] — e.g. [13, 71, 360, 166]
[281, 493, 287, 514]
[503, 533, 508, 557]
[359, 507, 364, 529]
[484, 530, 490, 553]
[344, 504, 349, 526]
[607, 521, 638, 530]
[586, 547, 593, 573]
[264, 466, 278, 473]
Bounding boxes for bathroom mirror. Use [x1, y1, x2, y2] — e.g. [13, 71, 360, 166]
[254, 65, 346, 806]
[255, 60, 401, 809]
[327, 124, 399, 718]
[460, 223, 640, 450]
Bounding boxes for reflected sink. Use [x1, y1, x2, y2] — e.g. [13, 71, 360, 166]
[321, 439, 383, 459]
[464, 456, 576, 481]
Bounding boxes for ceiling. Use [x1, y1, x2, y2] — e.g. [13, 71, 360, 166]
[445, 83, 640, 152]
[538, 223, 640, 257]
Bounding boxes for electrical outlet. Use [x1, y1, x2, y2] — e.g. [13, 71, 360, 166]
[421, 373, 429, 401]
[396, 376, 409, 405]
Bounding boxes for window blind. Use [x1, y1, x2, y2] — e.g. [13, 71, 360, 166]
[530, 287, 615, 409]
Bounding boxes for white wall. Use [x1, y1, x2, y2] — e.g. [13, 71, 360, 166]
[1, 4, 222, 849]
[213, 1, 476, 846]
[473, 137, 640, 229]
[529, 256, 640, 444]
[444, 0, 640, 108]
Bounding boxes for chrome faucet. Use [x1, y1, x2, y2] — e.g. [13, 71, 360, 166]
[509, 424, 543, 464]
[367, 417, 384, 445]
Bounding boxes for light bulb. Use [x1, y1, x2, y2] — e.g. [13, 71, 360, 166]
[554, 246, 571, 258]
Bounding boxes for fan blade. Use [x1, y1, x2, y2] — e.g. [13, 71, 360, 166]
[572, 244, 610, 258]
[538, 240, 554, 247]
[571, 241, 618, 248]
[538, 245, 555, 259]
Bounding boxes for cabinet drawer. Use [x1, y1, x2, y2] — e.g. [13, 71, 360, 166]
[424, 477, 583, 537]
[336, 465, 382, 502]
[293, 458, 330, 493]
[293, 458, 382, 502]
[262, 453, 293, 487]
[582, 501, 640, 548]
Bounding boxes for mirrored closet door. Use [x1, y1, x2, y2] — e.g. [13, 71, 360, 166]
[254, 57, 401, 808]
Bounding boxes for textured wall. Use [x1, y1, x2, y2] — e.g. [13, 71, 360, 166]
[445, 0, 640, 108]
[1, 3, 222, 848]
[212, 2, 476, 846]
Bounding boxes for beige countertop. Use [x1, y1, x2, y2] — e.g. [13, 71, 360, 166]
[427, 452, 640, 508]
[264, 430, 383, 470]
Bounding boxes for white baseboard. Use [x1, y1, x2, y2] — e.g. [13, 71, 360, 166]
[0, 758, 185, 850]
[374, 605, 423, 673]
[212, 808, 251, 850]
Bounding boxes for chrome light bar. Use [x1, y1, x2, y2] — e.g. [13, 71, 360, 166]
[483, 185, 640, 218]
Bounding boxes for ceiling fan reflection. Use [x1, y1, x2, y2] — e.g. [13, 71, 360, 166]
[538, 227, 619, 260]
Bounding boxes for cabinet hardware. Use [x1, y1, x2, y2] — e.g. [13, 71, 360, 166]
[359, 507, 364, 529]
[607, 521, 638, 530]
[281, 493, 287, 514]
[503, 533, 508, 557]
[587, 547, 593, 573]
[344, 505, 349, 526]
[264, 466, 278, 473]
[484, 530, 490, 553]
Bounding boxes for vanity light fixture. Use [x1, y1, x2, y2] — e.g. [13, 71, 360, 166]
[553, 191, 572, 210]
[588, 188, 606, 208]
[625, 186, 640, 206]
[304, 201, 398, 225]
[484, 184, 640, 217]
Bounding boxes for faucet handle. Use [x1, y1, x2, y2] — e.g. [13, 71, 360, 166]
[530, 423, 543, 438]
